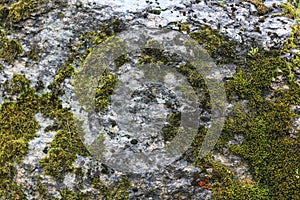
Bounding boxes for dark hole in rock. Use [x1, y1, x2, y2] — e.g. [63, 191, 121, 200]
[131, 139, 138, 145]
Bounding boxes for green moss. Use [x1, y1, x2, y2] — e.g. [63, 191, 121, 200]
[6, 0, 47, 23]
[48, 64, 75, 97]
[26, 45, 40, 62]
[193, 154, 270, 199]
[37, 92, 90, 180]
[226, 52, 283, 100]
[79, 18, 125, 47]
[215, 47, 300, 199]
[60, 190, 86, 200]
[281, 2, 300, 20]
[94, 69, 118, 112]
[211, 161, 270, 200]
[284, 24, 300, 50]
[92, 175, 131, 200]
[147, 9, 161, 15]
[185, 15, 300, 199]
[176, 62, 211, 109]
[0, 74, 90, 199]
[4, 7, 299, 199]
[138, 47, 170, 66]
[177, 22, 191, 34]
[0, 75, 90, 196]
[0, 0, 51, 64]
[0, 38, 23, 64]
[0, 74, 39, 199]
[39, 129, 89, 180]
[189, 28, 237, 64]
[0, 16, 129, 199]
[3, 73, 31, 95]
[114, 54, 131, 68]
[162, 112, 181, 141]
[38, 19, 127, 182]
[244, 0, 270, 15]
[0, 5, 9, 22]
[35, 176, 53, 200]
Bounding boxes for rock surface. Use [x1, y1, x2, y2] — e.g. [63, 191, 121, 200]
[0, 0, 297, 199]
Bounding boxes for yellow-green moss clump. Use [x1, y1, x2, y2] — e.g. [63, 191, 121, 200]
[94, 69, 118, 112]
[190, 27, 238, 64]
[0, 0, 51, 65]
[114, 54, 131, 68]
[0, 0, 48, 24]
[281, 1, 300, 21]
[0, 17, 130, 199]
[0, 35, 23, 64]
[0, 73, 90, 198]
[188, 21, 300, 199]
[220, 51, 300, 199]
[174, 15, 300, 199]
[92, 175, 131, 200]
[244, 0, 270, 15]
[162, 112, 181, 142]
[209, 161, 270, 200]
[0, 75, 39, 199]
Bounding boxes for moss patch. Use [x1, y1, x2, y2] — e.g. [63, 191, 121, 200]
[0, 74, 39, 199]
[162, 112, 181, 142]
[94, 69, 118, 112]
[0, 0, 50, 65]
[244, 0, 270, 15]
[211, 161, 270, 200]
[60, 190, 87, 200]
[190, 27, 238, 64]
[0, 37, 23, 64]
[92, 175, 131, 200]
[183, 12, 300, 199]
[0, 0, 48, 24]
[281, 2, 300, 21]
[0, 73, 90, 199]
[114, 54, 131, 68]
[194, 35, 300, 199]
[0, 12, 130, 200]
